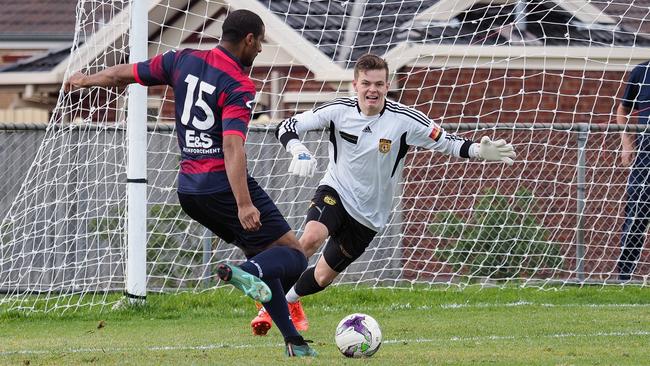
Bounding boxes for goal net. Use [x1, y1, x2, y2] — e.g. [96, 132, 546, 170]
[2, 0, 650, 312]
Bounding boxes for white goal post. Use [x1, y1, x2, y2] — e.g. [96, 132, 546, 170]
[2, 0, 650, 312]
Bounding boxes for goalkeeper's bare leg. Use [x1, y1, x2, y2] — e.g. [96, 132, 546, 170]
[285, 250, 342, 303]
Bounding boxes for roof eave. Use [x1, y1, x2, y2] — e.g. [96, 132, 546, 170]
[414, 0, 617, 24]
[386, 43, 650, 72]
[0, 71, 63, 85]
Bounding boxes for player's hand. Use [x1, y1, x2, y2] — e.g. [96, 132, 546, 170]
[238, 203, 261, 231]
[478, 136, 516, 165]
[64, 72, 86, 93]
[288, 143, 317, 177]
[621, 135, 635, 167]
[621, 151, 635, 167]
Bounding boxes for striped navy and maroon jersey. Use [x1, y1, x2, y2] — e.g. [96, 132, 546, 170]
[134, 46, 255, 194]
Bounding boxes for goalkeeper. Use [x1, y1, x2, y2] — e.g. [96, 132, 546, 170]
[250, 53, 515, 334]
[64, 9, 316, 357]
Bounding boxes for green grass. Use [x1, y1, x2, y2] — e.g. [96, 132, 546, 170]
[2, 286, 650, 365]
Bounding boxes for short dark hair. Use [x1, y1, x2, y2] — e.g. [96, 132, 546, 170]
[222, 9, 264, 43]
[354, 54, 389, 80]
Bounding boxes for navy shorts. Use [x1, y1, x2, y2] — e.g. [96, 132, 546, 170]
[178, 177, 291, 257]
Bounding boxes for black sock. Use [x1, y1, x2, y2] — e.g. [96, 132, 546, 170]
[240, 246, 307, 280]
[281, 272, 302, 293]
[260, 278, 300, 339]
[293, 266, 326, 297]
[284, 335, 306, 345]
[236, 247, 308, 340]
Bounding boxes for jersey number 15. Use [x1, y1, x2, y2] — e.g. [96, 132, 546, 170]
[181, 74, 216, 130]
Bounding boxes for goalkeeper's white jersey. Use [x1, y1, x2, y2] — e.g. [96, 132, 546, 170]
[277, 97, 474, 231]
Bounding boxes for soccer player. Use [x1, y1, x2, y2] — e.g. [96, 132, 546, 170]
[64, 9, 316, 357]
[616, 61, 650, 282]
[250, 53, 516, 334]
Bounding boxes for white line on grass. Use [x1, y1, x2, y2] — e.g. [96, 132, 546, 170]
[2, 330, 649, 356]
[316, 302, 650, 312]
[439, 302, 650, 309]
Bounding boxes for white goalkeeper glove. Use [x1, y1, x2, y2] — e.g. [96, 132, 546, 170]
[288, 143, 317, 177]
[478, 136, 516, 165]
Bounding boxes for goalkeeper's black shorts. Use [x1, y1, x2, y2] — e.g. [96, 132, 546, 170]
[306, 185, 377, 263]
[178, 177, 291, 258]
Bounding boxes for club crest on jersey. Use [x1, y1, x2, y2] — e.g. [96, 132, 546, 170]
[379, 138, 392, 153]
[324, 195, 337, 205]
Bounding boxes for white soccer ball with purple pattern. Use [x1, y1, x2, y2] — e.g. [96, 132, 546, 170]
[334, 313, 382, 357]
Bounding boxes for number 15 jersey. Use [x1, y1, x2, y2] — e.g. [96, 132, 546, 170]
[134, 46, 255, 194]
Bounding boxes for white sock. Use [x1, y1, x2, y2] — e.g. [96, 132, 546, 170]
[285, 286, 300, 303]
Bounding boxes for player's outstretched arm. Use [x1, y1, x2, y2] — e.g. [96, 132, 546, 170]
[475, 136, 516, 165]
[64, 64, 137, 92]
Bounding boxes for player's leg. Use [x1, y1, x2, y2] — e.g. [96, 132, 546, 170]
[286, 185, 346, 300]
[300, 220, 331, 257]
[271, 221, 328, 332]
[179, 188, 315, 356]
[617, 166, 650, 280]
[290, 238, 356, 299]
[249, 229, 313, 334]
[290, 218, 377, 300]
[251, 186, 339, 335]
[251, 240, 308, 335]
[236, 186, 310, 337]
[255, 186, 344, 333]
[246, 242, 315, 355]
[179, 183, 308, 286]
[178, 193, 272, 302]
[238, 182, 316, 355]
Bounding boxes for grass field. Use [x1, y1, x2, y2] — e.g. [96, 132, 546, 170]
[2, 285, 650, 365]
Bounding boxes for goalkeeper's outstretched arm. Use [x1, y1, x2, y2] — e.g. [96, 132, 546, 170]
[413, 122, 516, 165]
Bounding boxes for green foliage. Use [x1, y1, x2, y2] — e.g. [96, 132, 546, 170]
[88, 204, 208, 288]
[429, 187, 562, 279]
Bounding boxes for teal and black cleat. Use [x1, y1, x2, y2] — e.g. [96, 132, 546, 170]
[217, 263, 272, 303]
[285, 341, 318, 357]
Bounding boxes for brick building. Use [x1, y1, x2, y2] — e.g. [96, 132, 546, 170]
[2, 0, 650, 281]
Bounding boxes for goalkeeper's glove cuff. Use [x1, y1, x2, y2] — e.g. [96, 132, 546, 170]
[285, 139, 302, 154]
[469, 143, 481, 159]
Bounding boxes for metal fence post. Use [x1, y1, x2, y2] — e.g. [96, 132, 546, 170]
[575, 123, 588, 281]
[202, 229, 212, 288]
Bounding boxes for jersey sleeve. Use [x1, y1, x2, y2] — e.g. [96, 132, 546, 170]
[134, 50, 178, 87]
[404, 109, 474, 159]
[621, 64, 643, 109]
[221, 83, 255, 141]
[275, 101, 340, 149]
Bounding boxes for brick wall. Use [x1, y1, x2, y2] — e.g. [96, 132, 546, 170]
[396, 67, 648, 280]
[397, 68, 625, 124]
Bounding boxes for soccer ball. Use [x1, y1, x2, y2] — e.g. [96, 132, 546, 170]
[334, 313, 382, 357]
